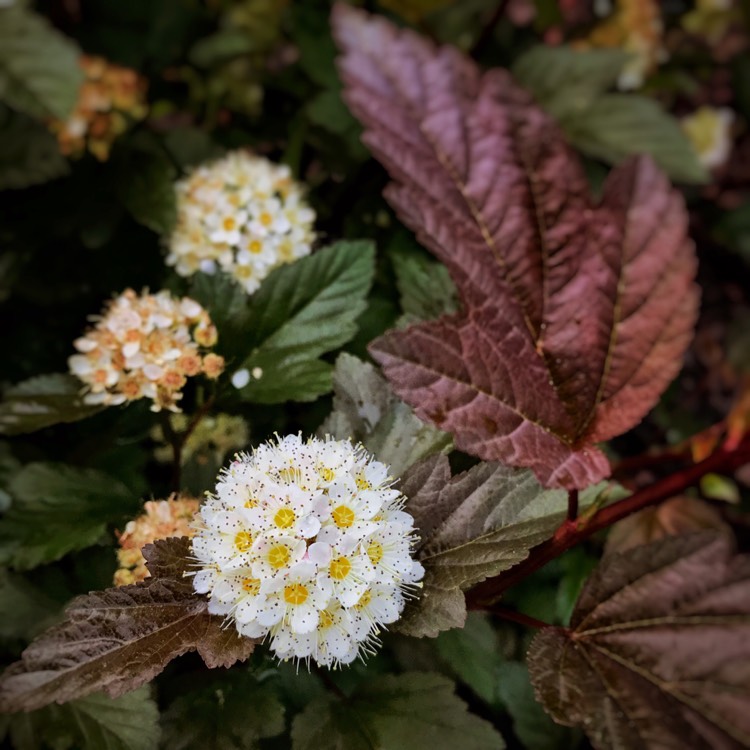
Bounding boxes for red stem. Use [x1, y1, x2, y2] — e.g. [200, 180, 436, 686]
[481, 605, 549, 629]
[467, 435, 750, 607]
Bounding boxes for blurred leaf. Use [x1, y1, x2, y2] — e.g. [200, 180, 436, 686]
[496, 662, 577, 750]
[395, 454, 605, 636]
[564, 95, 709, 184]
[161, 672, 285, 750]
[189, 29, 256, 68]
[0, 569, 61, 642]
[233, 241, 375, 404]
[529, 533, 750, 749]
[0, 108, 69, 190]
[513, 45, 708, 184]
[390, 246, 458, 326]
[513, 45, 629, 120]
[291, 673, 503, 750]
[0, 5, 82, 120]
[0, 463, 138, 569]
[434, 613, 502, 704]
[320, 353, 451, 477]
[0, 539, 257, 712]
[163, 128, 224, 168]
[116, 149, 177, 235]
[0, 373, 102, 435]
[7, 687, 160, 750]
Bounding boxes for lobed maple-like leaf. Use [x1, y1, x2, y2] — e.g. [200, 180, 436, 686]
[332, 5, 699, 489]
[528, 533, 750, 749]
[0, 538, 256, 712]
[397, 454, 605, 637]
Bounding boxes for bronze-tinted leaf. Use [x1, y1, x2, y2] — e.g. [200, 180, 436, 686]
[0, 541, 256, 712]
[332, 5, 699, 489]
[398, 454, 605, 636]
[528, 533, 750, 749]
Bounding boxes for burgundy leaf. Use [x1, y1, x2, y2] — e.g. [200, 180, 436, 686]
[332, 5, 699, 489]
[528, 533, 750, 749]
[0, 539, 255, 712]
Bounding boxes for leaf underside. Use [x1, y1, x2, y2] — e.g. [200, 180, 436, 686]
[397, 454, 605, 637]
[528, 533, 750, 749]
[0, 537, 256, 713]
[332, 5, 699, 489]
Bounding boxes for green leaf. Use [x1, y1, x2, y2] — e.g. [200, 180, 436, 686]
[0, 108, 68, 190]
[496, 662, 577, 750]
[116, 150, 177, 235]
[396, 455, 606, 637]
[513, 46, 630, 121]
[564, 95, 709, 184]
[8, 687, 160, 750]
[0, 462, 138, 569]
[161, 672, 285, 750]
[0, 373, 102, 435]
[390, 247, 458, 326]
[320, 353, 451, 477]
[0, 568, 61, 642]
[291, 673, 503, 750]
[233, 241, 375, 403]
[511, 45, 708, 184]
[0, 5, 83, 119]
[0, 540, 257, 712]
[434, 613, 503, 704]
[189, 29, 256, 68]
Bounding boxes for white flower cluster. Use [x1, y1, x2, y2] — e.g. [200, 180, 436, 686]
[190, 435, 424, 667]
[68, 289, 224, 412]
[167, 151, 316, 295]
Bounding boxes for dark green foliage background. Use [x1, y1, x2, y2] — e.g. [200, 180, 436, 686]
[2, 1, 750, 748]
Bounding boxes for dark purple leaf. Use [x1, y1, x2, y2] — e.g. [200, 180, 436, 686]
[333, 5, 699, 489]
[528, 533, 750, 749]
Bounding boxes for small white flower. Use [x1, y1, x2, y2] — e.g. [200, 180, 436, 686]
[231, 368, 250, 389]
[167, 151, 317, 296]
[190, 435, 423, 667]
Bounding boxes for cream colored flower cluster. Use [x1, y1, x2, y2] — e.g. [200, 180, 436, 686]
[68, 289, 224, 413]
[49, 55, 148, 161]
[114, 495, 200, 586]
[190, 435, 424, 667]
[167, 151, 316, 295]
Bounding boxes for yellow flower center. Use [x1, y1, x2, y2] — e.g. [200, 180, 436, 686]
[330, 556, 352, 580]
[319, 467, 335, 483]
[259, 211, 273, 226]
[355, 474, 371, 491]
[278, 467, 297, 483]
[319, 609, 335, 628]
[242, 577, 261, 595]
[244, 496, 259, 509]
[222, 217, 236, 231]
[274, 507, 296, 529]
[248, 239, 263, 254]
[268, 544, 290, 569]
[367, 541, 384, 565]
[234, 531, 253, 553]
[332, 505, 355, 528]
[355, 590, 372, 609]
[284, 583, 308, 605]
